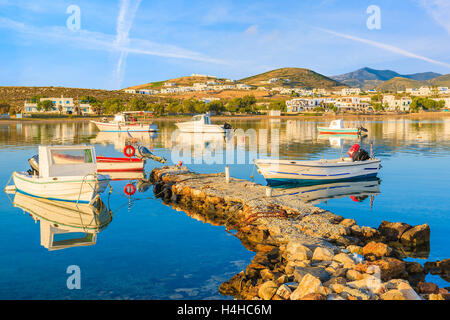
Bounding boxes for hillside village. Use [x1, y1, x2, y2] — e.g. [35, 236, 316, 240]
[1, 68, 450, 118]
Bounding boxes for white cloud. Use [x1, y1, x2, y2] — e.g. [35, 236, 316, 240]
[244, 25, 258, 35]
[315, 27, 450, 69]
[0, 16, 229, 85]
[418, 0, 450, 34]
[113, 0, 142, 89]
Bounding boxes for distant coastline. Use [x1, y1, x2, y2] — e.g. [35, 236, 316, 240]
[2, 111, 449, 124]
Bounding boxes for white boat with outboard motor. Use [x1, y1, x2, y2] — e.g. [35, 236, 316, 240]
[175, 113, 232, 133]
[6, 145, 110, 204]
[254, 144, 381, 185]
[91, 112, 158, 132]
[318, 120, 367, 135]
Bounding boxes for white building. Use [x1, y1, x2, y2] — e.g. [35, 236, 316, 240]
[236, 83, 253, 90]
[23, 96, 92, 114]
[286, 98, 324, 112]
[200, 97, 221, 104]
[268, 78, 280, 83]
[340, 88, 361, 96]
[406, 86, 433, 96]
[382, 95, 412, 111]
[438, 87, 449, 95]
[432, 97, 450, 109]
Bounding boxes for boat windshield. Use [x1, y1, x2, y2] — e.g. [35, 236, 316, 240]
[192, 115, 203, 122]
[50, 149, 93, 165]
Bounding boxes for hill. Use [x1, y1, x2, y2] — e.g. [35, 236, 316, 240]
[0, 86, 161, 109]
[375, 77, 425, 92]
[427, 74, 450, 87]
[126, 75, 228, 91]
[239, 68, 346, 89]
[332, 67, 441, 89]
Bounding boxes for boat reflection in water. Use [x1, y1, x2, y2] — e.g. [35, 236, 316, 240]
[317, 134, 360, 149]
[172, 131, 232, 158]
[91, 131, 158, 153]
[272, 178, 381, 206]
[12, 192, 112, 251]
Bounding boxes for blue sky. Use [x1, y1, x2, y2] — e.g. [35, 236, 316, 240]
[0, 0, 449, 89]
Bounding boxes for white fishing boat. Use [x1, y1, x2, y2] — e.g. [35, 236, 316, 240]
[91, 112, 158, 132]
[175, 113, 232, 133]
[13, 192, 112, 250]
[254, 145, 381, 185]
[9, 145, 110, 204]
[318, 120, 367, 135]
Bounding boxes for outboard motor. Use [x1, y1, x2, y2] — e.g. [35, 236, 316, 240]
[358, 126, 368, 134]
[28, 155, 39, 175]
[223, 122, 232, 130]
[348, 144, 370, 161]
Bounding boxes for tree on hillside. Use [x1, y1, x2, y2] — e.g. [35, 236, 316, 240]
[167, 102, 182, 114]
[103, 98, 125, 114]
[37, 100, 54, 112]
[371, 94, 382, 102]
[269, 101, 286, 112]
[225, 95, 257, 113]
[207, 101, 225, 114]
[182, 99, 197, 114]
[127, 97, 147, 111]
[79, 96, 99, 104]
[0, 102, 12, 114]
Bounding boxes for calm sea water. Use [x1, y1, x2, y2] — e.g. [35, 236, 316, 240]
[0, 117, 449, 299]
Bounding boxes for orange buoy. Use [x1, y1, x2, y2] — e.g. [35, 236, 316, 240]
[124, 183, 136, 196]
[124, 145, 136, 157]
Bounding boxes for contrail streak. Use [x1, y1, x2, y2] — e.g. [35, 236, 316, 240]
[315, 27, 450, 69]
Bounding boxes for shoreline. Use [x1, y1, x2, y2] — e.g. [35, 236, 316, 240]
[1, 112, 450, 124]
[150, 166, 449, 300]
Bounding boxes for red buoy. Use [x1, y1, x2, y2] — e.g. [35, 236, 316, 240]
[123, 145, 136, 158]
[124, 183, 136, 196]
[348, 144, 360, 158]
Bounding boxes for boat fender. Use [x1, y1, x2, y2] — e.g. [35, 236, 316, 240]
[124, 183, 136, 196]
[348, 144, 360, 158]
[124, 145, 136, 158]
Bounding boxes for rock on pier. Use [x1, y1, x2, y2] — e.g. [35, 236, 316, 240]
[150, 166, 449, 301]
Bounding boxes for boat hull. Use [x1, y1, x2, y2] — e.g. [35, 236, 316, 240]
[12, 172, 110, 204]
[317, 127, 359, 135]
[255, 158, 381, 185]
[175, 122, 225, 133]
[96, 157, 145, 172]
[91, 121, 157, 132]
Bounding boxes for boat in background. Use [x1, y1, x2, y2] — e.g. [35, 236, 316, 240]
[318, 120, 367, 135]
[91, 112, 158, 132]
[175, 113, 232, 133]
[13, 192, 112, 251]
[9, 145, 109, 204]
